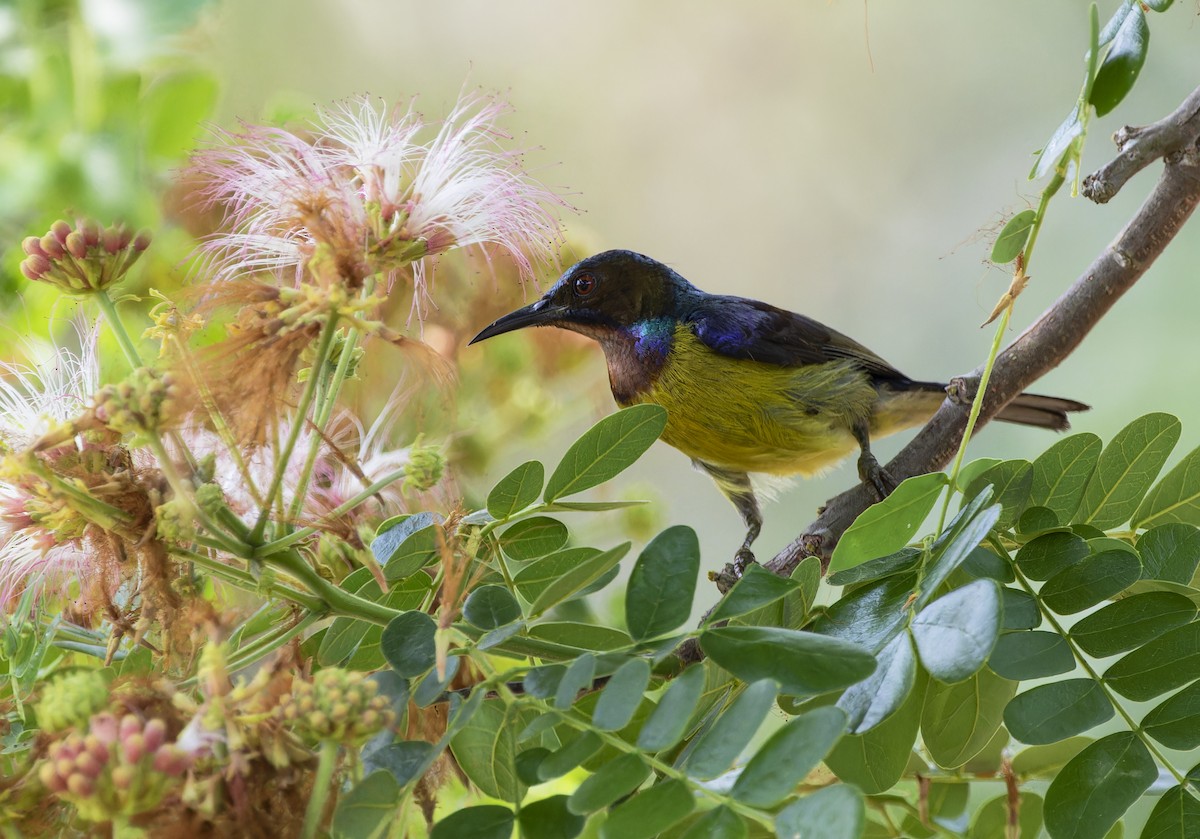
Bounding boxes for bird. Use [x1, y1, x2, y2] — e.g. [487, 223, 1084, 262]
[470, 250, 1087, 566]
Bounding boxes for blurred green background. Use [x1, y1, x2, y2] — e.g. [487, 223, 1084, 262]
[3, 0, 1199, 576]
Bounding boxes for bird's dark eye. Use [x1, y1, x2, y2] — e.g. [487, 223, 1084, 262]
[573, 273, 597, 297]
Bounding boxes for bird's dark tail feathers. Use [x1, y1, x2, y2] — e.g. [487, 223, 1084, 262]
[993, 392, 1090, 431]
[904, 381, 1089, 431]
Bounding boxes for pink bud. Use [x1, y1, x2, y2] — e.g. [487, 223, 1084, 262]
[85, 735, 111, 764]
[121, 732, 145, 764]
[38, 761, 63, 792]
[40, 233, 65, 258]
[56, 758, 76, 778]
[110, 764, 135, 790]
[119, 714, 141, 740]
[65, 231, 88, 259]
[20, 257, 45, 281]
[133, 230, 152, 252]
[142, 719, 167, 752]
[116, 225, 132, 250]
[152, 745, 191, 775]
[66, 773, 95, 797]
[21, 236, 44, 256]
[50, 220, 71, 244]
[74, 751, 104, 778]
[103, 226, 123, 255]
[80, 219, 101, 248]
[89, 713, 119, 744]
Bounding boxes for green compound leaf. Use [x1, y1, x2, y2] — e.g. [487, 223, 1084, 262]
[730, 706, 847, 808]
[544, 404, 667, 501]
[1004, 679, 1113, 745]
[1089, 4, 1150, 118]
[1136, 524, 1200, 583]
[591, 658, 651, 732]
[699, 627, 876, 697]
[829, 472, 947, 574]
[1040, 549, 1141, 615]
[381, 611, 436, 677]
[683, 679, 778, 780]
[498, 516, 568, 560]
[554, 653, 596, 710]
[1077, 413, 1180, 529]
[921, 666, 1015, 769]
[599, 779, 694, 839]
[1011, 737, 1093, 779]
[450, 700, 539, 802]
[525, 622, 631, 651]
[486, 460, 544, 520]
[706, 563, 802, 624]
[1133, 444, 1200, 529]
[513, 547, 600, 602]
[1138, 785, 1200, 839]
[330, 771, 398, 839]
[430, 805, 514, 839]
[965, 459, 1032, 529]
[1031, 108, 1084, 181]
[827, 547, 921, 587]
[826, 670, 926, 793]
[989, 631, 1075, 681]
[517, 795, 584, 839]
[775, 785, 865, 839]
[1043, 732, 1155, 839]
[567, 753, 650, 814]
[677, 808, 747, 839]
[1016, 531, 1090, 581]
[537, 731, 603, 782]
[991, 209, 1037, 265]
[636, 664, 705, 752]
[1031, 433, 1102, 525]
[1104, 622, 1200, 701]
[1069, 591, 1196, 657]
[838, 631, 917, 734]
[462, 585, 521, 630]
[528, 542, 630, 617]
[911, 579, 1001, 684]
[374, 513, 443, 581]
[625, 525, 700, 642]
[1141, 680, 1200, 750]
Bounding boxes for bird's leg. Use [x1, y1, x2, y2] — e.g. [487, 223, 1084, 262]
[851, 420, 896, 502]
[694, 461, 761, 575]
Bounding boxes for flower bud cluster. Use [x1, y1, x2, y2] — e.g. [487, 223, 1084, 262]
[404, 443, 445, 493]
[279, 669, 394, 745]
[38, 713, 193, 822]
[92, 367, 180, 438]
[20, 219, 150, 294]
[36, 671, 109, 733]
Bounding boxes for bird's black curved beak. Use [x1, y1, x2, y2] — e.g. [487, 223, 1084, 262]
[469, 298, 565, 344]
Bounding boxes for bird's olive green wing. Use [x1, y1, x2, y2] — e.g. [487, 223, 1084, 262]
[684, 295, 909, 382]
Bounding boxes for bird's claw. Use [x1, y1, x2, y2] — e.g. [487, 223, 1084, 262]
[858, 453, 897, 503]
[733, 547, 757, 577]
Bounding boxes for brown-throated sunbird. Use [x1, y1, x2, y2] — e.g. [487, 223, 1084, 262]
[470, 250, 1087, 565]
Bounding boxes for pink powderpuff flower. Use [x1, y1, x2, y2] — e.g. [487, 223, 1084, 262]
[188, 90, 567, 312]
[0, 322, 119, 609]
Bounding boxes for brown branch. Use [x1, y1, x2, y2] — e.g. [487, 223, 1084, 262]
[1083, 85, 1200, 204]
[761, 102, 1200, 581]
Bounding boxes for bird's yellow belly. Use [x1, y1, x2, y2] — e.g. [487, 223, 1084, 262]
[617, 329, 941, 476]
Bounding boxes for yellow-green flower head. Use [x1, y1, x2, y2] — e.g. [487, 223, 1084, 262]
[279, 669, 394, 745]
[36, 671, 110, 733]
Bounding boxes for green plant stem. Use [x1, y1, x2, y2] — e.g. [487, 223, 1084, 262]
[288, 277, 376, 524]
[172, 548, 324, 611]
[269, 549, 399, 626]
[223, 611, 322, 675]
[531, 698, 775, 830]
[935, 304, 1013, 537]
[255, 466, 413, 558]
[251, 310, 340, 542]
[1005, 547, 1195, 794]
[94, 290, 143, 369]
[302, 740, 339, 839]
